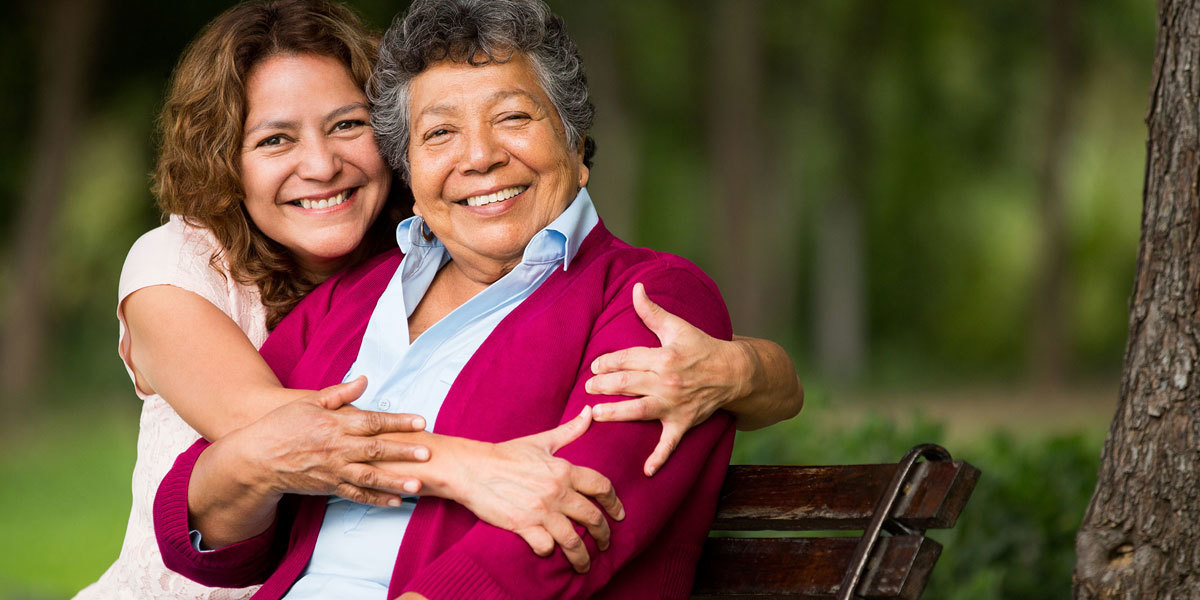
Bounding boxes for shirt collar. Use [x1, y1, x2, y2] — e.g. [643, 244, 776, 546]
[395, 188, 598, 271]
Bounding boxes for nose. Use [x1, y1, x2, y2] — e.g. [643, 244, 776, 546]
[457, 127, 508, 175]
[296, 137, 342, 181]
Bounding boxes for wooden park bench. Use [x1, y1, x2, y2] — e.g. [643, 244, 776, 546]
[693, 444, 980, 599]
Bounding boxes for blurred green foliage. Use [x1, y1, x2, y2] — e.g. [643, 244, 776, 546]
[0, 0, 1147, 597]
[1, 0, 1155, 402]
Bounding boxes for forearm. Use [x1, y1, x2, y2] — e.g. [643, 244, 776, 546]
[374, 431, 500, 504]
[125, 285, 309, 440]
[725, 336, 803, 430]
[186, 435, 284, 548]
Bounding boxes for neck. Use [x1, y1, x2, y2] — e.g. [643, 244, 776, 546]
[441, 260, 497, 303]
[445, 253, 520, 290]
[296, 253, 357, 284]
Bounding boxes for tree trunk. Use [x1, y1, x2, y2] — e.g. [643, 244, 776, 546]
[567, 1, 638, 241]
[1031, 0, 1081, 387]
[0, 0, 102, 414]
[1074, 1, 1200, 597]
[707, 0, 767, 335]
[812, 6, 878, 382]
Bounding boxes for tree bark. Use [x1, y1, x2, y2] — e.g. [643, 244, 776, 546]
[1074, 1, 1200, 597]
[1, 0, 102, 414]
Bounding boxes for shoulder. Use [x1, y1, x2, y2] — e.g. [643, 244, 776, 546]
[116, 216, 271, 342]
[586, 225, 724, 302]
[562, 224, 731, 340]
[119, 216, 232, 299]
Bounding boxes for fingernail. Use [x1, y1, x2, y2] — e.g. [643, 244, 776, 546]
[413, 417, 426, 430]
[585, 378, 595, 393]
[590, 359, 600, 373]
[617, 507, 626, 520]
[415, 447, 430, 461]
[646, 465, 656, 477]
[388, 498, 401, 507]
[403, 480, 420, 494]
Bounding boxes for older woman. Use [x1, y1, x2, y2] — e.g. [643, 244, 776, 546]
[154, 0, 771, 598]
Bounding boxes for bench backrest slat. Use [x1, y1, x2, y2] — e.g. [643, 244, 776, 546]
[710, 461, 980, 531]
[692, 535, 942, 599]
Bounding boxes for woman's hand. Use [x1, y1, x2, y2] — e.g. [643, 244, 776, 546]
[189, 376, 431, 548]
[234, 376, 431, 506]
[586, 283, 802, 477]
[426, 406, 624, 574]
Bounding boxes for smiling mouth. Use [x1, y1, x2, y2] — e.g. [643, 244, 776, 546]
[291, 188, 354, 210]
[460, 185, 528, 207]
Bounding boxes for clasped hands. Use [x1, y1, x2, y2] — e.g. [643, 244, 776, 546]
[215, 282, 753, 572]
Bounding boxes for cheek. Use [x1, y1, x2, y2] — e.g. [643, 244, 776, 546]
[239, 158, 283, 208]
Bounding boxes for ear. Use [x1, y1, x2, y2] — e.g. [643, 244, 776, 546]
[577, 139, 590, 188]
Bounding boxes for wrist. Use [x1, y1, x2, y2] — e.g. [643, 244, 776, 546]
[216, 430, 286, 501]
[415, 434, 482, 502]
[729, 339, 764, 405]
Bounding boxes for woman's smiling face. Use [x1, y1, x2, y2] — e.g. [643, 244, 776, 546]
[406, 52, 589, 282]
[239, 53, 390, 278]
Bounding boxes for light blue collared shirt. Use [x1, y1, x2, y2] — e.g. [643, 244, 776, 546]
[283, 189, 598, 600]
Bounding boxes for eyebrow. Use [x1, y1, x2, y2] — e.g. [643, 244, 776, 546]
[244, 102, 369, 137]
[416, 89, 543, 121]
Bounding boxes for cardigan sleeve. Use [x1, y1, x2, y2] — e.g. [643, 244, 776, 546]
[405, 260, 736, 600]
[153, 438, 286, 587]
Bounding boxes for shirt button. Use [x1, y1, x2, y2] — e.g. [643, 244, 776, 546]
[378, 399, 391, 411]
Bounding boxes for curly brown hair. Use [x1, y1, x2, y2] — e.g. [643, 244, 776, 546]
[153, 0, 411, 329]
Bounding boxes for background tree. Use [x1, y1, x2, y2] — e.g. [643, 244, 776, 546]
[1, 0, 103, 418]
[1074, 0, 1200, 596]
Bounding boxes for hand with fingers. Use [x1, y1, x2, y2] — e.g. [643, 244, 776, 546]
[439, 406, 625, 574]
[235, 375, 432, 506]
[187, 376, 433, 549]
[585, 282, 757, 477]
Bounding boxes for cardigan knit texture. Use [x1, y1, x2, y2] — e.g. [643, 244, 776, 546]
[154, 222, 736, 600]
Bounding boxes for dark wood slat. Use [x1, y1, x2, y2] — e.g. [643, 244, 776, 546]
[691, 535, 942, 599]
[710, 461, 980, 531]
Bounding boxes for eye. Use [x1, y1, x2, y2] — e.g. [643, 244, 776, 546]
[501, 113, 531, 124]
[425, 128, 451, 141]
[255, 134, 288, 148]
[333, 119, 366, 132]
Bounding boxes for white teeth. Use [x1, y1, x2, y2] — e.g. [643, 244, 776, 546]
[296, 190, 349, 210]
[464, 186, 527, 207]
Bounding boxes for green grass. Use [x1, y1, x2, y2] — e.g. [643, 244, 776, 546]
[0, 405, 138, 599]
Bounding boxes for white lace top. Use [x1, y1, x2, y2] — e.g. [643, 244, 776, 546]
[74, 215, 267, 600]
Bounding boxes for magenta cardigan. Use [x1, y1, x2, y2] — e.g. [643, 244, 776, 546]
[154, 222, 735, 600]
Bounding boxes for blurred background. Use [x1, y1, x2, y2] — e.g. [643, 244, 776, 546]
[0, 0, 1152, 598]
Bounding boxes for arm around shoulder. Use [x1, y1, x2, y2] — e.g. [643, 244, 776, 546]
[404, 263, 737, 600]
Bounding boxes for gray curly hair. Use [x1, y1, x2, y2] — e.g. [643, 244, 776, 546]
[369, 0, 595, 182]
